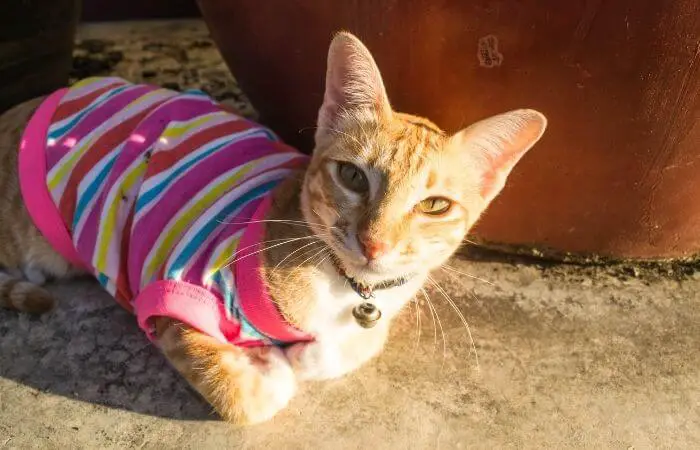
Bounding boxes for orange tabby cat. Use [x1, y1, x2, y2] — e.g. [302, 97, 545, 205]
[0, 32, 546, 424]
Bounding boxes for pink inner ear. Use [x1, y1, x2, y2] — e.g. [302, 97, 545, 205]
[479, 151, 522, 201]
[318, 33, 392, 133]
[462, 110, 547, 203]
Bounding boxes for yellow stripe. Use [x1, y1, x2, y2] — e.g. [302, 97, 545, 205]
[162, 114, 218, 140]
[204, 235, 241, 282]
[47, 89, 166, 191]
[94, 161, 148, 272]
[142, 163, 253, 281]
[71, 77, 104, 90]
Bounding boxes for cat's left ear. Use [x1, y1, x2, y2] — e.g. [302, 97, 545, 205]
[449, 109, 547, 205]
[316, 32, 392, 144]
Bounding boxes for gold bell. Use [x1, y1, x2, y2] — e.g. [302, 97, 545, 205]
[352, 302, 382, 328]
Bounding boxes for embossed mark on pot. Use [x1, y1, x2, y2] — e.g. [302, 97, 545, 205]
[477, 35, 503, 68]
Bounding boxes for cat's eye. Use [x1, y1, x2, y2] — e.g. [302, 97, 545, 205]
[337, 162, 369, 193]
[417, 197, 452, 216]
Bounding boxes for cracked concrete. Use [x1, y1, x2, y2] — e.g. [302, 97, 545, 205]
[1, 20, 700, 449]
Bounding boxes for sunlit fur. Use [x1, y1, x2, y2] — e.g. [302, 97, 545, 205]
[302, 111, 477, 284]
[300, 32, 546, 287]
[0, 32, 546, 425]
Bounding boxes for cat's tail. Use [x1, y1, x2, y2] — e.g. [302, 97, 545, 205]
[0, 272, 55, 314]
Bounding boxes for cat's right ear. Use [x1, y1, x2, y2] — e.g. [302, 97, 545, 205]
[316, 31, 392, 144]
[449, 109, 547, 206]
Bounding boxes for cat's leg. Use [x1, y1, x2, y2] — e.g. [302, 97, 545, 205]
[0, 271, 55, 314]
[0, 239, 84, 314]
[154, 317, 297, 425]
[0, 258, 80, 314]
[285, 323, 390, 381]
[0, 96, 84, 314]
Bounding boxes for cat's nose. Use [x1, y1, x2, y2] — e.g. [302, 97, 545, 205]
[359, 234, 391, 261]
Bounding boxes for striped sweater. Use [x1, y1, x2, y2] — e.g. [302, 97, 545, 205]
[19, 77, 312, 346]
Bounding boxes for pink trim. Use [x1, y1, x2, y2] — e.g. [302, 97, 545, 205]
[235, 197, 313, 343]
[133, 197, 312, 346]
[134, 279, 247, 344]
[19, 89, 86, 269]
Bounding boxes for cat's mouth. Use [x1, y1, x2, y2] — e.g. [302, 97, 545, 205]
[323, 228, 413, 284]
[327, 247, 412, 287]
[328, 252, 414, 299]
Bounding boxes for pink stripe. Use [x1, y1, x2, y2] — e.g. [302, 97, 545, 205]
[100, 96, 217, 189]
[73, 96, 216, 269]
[75, 203, 100, 268]
[235, 197, 313, 343]
[60, 77, 126, 103]
[46, 85, 155, 169]
[19, 89, 86, 269]
[179, 207, 253, 283]
[127, 141, 286, 289]
[133, 279, 253, 344]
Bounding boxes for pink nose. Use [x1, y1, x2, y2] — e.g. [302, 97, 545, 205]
[359, 234, 391, 260]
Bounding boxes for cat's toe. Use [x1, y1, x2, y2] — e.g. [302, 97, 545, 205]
[235, 346, 297, 424]
[285, 341, 343, 381]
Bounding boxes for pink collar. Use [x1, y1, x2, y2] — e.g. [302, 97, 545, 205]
[234, 196, 313, 343]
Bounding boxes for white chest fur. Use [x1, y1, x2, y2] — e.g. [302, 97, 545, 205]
[284, 261, 426, 380]
[303, 260, 425, 341]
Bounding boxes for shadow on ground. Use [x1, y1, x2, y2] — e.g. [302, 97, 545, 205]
[0, 278, 213, 421]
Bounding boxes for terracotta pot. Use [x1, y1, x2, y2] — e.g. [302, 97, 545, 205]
[0, 0, 80, 113]
[197, 0, 700, 260]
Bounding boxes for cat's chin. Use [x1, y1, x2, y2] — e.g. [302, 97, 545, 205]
[329, 250, 415, 285]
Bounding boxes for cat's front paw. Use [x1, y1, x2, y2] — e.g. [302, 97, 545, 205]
[237, 346, 298, 423]
[285, 341, 347, 381]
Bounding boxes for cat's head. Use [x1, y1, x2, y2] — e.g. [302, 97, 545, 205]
[301, 32, 546, 284]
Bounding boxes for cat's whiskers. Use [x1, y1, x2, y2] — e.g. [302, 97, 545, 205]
[280, 244, 331, 287]
[427, 275, 479, 368]
[277, 246, 333, 319]
[221, 236, 322, 269]
[412, 295, 422, 354]
[461, 237, 481, 246]
[440, 264, 494, 286]
[217, 218, 337, 232]
[269, 244, 331, 303]
[223, 237, 316, 268]
[298, 246, 332, 271]
[420, 288, 439, 351]
[271, 240, 326, 275]
[312, 249, 333, 273]
[421, 287, 446, 360]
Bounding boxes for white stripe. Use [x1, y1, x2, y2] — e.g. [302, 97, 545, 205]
[133, 127, 269, 222]
[157, 111, 234, 149]
[61, 77, 126, 102]
[91, 150, 149, 275]
[47, 89, 175, 201]
[143, 166, 296, 287]
[202, 230, 244, 285]
[71, 143, 125, 239]
[49, 83, 142, 138]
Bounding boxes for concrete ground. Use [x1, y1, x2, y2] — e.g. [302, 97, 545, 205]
[2, 21, 699, 449]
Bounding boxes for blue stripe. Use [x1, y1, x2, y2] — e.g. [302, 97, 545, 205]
[165, 179, 280, 278]
[48, 85, 131, 140]
[183, 89, 209, 97]
[134, 128, 268, 213]
[212, 271, 235, 319]
[72, 153, 119, 230]
[211, 271, 270, 342]
[97, 273, 109, 287]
